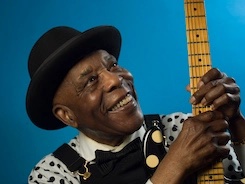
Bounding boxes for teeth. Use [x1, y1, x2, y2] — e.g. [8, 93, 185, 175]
[111, 94, 132, 111]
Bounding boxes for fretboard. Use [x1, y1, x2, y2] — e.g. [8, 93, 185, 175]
[184, 0, 225, 183]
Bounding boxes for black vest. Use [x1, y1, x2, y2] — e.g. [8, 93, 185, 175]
[53, 114, 166, 184]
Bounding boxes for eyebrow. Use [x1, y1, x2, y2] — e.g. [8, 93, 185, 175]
[78, 66, 93, 79]
[103, 54, 116, 62]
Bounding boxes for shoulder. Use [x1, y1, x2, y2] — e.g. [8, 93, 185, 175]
[28, 137, 81, 184]
[28, 154, 79, 183]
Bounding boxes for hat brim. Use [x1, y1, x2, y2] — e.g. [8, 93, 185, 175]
[26, 26, 121, 130]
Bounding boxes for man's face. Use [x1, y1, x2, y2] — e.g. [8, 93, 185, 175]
[55, 50, 143, 144]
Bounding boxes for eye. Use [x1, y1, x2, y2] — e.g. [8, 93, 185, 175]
[109, 62, 121, 72]
[88, 75, 98, 84]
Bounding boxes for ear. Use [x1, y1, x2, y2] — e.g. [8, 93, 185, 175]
[52, 104, 78, 128]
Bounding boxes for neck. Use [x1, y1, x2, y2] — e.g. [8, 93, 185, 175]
[80, 129, 128, 146]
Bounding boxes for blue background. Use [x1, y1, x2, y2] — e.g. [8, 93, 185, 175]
[1, 0, 245, 183]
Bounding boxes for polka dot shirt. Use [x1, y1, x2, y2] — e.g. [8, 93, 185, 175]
[28, 112, 244, 183]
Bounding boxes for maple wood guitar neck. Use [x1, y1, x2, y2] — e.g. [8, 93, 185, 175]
[184, 0, 225, 183]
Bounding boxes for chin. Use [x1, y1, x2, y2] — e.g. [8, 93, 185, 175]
[121, 112, 144, 134]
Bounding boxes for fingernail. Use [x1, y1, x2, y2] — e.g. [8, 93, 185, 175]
[201, 98, 207, 106]
[190, 96, 196, 104]
[198, 81, 204, 89]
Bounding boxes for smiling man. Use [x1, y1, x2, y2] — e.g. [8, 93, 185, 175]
[27, 26, 245, 184]
[52, 50, 143, 146]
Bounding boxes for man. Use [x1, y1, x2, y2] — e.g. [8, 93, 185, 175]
[27, 26, 245, 184]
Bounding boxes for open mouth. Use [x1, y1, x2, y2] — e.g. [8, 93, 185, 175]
[110, 94, 133, 111]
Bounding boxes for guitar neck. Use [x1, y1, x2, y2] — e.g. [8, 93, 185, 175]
[184, 0, 225, 183]
[185, 0, 212, 98]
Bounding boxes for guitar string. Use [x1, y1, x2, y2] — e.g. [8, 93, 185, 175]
[186, 2, 201, 182]
[201, 1, 223, 182]
[198, 1, 211, 182]
[197, 1, 213, 183]
[197, 1, 223, 183]
[187, 0, 196, 99]
[186, 1, 224, 183]
[189, 0, 209, 183]
[191, 1, 204, 183]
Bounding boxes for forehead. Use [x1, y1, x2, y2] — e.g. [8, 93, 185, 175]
[66, 50, 113, 77]
[78, 49, 112, 66]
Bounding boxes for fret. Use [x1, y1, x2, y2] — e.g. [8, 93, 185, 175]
[185, 1, 203, 4]
[187, 28, 207, 31]
[186, 15, 205, 18]
[188, 41, 209, 44]
[202, 169, 224, 175]
[187, 39, 209, 44]
[190, 87, 198, 90]
[190, 76, 202, 79]
[188, 55, 211, 63]
[189, 64, 211, 67]
[198, 179, 224, 183]
[188, 53, 210, 56]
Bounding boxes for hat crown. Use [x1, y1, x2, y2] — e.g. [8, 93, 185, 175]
[28, 26, 81, 78]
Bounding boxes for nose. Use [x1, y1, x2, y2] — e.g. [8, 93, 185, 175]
[100, 69, 122, 92]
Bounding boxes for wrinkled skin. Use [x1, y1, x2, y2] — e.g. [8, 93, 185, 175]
[152, 68, 245, 184]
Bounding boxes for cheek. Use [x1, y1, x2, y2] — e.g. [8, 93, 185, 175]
[73, 92, 103, 120]
[80, 88, 103, 108]
[78, 100, 99, 116]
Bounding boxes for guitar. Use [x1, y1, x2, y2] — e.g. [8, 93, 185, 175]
[184, 0, 224, 183]
[184, 1, 245, 183]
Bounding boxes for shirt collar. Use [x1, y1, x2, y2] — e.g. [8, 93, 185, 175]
[77, 126, 145, 161]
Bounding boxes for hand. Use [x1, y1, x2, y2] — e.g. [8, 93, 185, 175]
[151, 111, 230, 184]
[190, 68, 241, 120]
[167, 111, 230, 175]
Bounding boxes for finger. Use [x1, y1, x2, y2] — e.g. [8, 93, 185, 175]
[215, 132, 230, 146]
[214, 95, 241, 119]
[200, 83, 227, 106]
[191, 81, 240, 106]
[190, 82, 217, 105]
[186, 84, 191, 92]
[213, 93, 240, 110]
[200, 141, 230, 163]
[194, 111, 224, 122]
[209, 119, 229, 132]
[216, 145, 230, 160]
[198, 68, 225, 87]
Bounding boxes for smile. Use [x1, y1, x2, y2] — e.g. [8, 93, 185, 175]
[111, 94, 133, 111]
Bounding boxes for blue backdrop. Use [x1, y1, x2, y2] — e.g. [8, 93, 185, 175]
[1, 0, 245, 183]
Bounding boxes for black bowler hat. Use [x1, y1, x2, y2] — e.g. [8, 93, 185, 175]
[26, 26, 121, 130]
